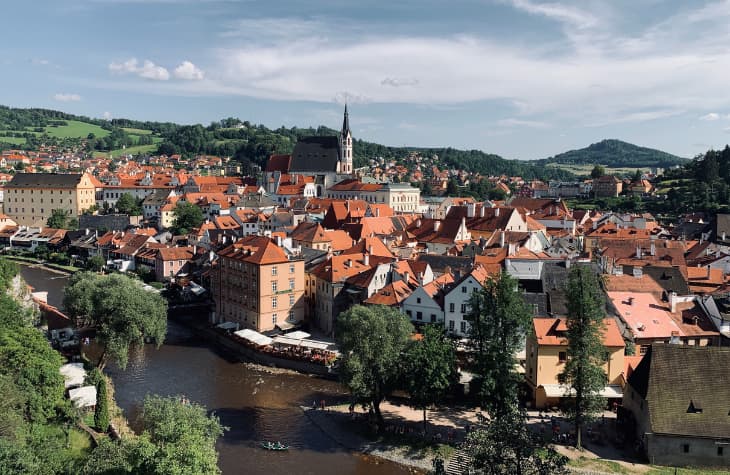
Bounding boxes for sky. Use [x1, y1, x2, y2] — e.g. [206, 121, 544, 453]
[2, 0, 730, 160]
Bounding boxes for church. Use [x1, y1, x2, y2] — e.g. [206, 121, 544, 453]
[265, 105, 354, 197]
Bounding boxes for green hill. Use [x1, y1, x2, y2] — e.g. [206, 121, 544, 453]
[0, 105, 574, 181]
[534, 139, 687, 169]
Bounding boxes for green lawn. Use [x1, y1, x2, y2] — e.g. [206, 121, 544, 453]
[67, 428, 93, 460]
[0, 136, 28, 145]
[546, 163, 648, 177]
[93, 142, 159, 158]
[647, 467, 730, 475]
[122, 127, 153, 135]
[44, 120, 110, 139]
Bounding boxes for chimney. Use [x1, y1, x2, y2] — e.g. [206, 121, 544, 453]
[495, 207, 500, 217]
[363, 253, 369, 266]
[416, 218, 422, 228]
[467, 203, 475, 218]
[404, 271, 410, 283]
[636, 245, 642, 259]
[670, 291, 678, 313]
[375, 207, 380, 217]
[346, 259, 352, 268]
[368, 244, 373, 255]
[707, 266, 712, 280]
[434, 220, 441, 232]
[500, 231, 505, 248]
[628, 296, 634, 306]
[650, 241, 656, 256]
[418, 272, 424, 285]
[480, 206, 485, 218]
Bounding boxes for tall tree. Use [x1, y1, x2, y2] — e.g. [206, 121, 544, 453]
[464, 408, 568, 475]
[46, 208, 77, 230]
[590, 165, 605, 179]
[63, 272, 167, 369]
[467, 271, 532, 417]
[404, 324, 456, 432]
[115, 193, 142, 216]
[336, 305, 414, 428]
[171, 201, 204, 235]
[94, 378, 110, 432]
[560, 265, 608, 449]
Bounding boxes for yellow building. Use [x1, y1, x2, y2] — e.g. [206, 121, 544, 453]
[213, 236, 305, 332]
[525, 317, 626, 409]
[4, 173, 99, 226]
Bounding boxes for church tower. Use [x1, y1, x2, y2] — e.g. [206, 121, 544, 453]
[340, 104, 353, 175]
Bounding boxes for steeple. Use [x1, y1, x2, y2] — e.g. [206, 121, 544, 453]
[339, 104, 353, 175]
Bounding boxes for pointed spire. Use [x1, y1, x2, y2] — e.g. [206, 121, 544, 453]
[342, 103, 351, 136]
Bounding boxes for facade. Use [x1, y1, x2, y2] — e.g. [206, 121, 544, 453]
[622, 345, 730, 467]
[325, 180, 421, 213]
[525, 317, 626, 409]
[442, 266, 492, 337]
[213, 236, 306, 332]
[593, 175, 623, 198]
[5, 173, 98, 226]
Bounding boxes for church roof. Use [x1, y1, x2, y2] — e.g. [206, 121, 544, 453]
[342, 104, 351, 136]
[290, 136, 341, 173]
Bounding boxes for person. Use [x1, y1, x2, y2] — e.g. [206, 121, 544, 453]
[320, 399, 326, 410]
[312, 400, 317, 410]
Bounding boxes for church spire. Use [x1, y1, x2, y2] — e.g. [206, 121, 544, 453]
[342, 103, 351, 137]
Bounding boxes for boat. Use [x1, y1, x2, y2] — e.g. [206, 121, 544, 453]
[260, 441, 289, 451]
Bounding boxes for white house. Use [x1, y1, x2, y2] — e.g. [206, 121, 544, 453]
[442, 266, 492, 337]
[401, 275, 452, 325]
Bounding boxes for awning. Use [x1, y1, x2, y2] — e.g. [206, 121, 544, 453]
[60, 363, 86, 389]
[69, 385, 97, 408]
[216, 322, 239, 331]
[540, 384, 624, 399]
[275, 321, 296, 331]
[233, 329, 273, 346]
[285, 330, 311, 340]
[272, 335, 331, 351]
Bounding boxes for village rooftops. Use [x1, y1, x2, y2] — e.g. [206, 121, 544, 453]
[533, 317, 625, 347]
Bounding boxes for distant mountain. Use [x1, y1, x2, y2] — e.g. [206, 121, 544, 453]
[534, 139, 688, 169]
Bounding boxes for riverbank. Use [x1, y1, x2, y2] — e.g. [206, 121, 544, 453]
[6, 255, 77, 275]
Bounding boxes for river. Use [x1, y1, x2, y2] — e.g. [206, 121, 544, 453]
[20, 265, 415, 475]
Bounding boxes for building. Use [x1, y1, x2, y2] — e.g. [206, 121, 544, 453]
[622, 345, 730, 467]
[213, 236, 305, 332]
[593, 175, 623, 198]
[525, 317, 626, 409]
[5, 173, 99, 226]
[325, 180, 421, 213]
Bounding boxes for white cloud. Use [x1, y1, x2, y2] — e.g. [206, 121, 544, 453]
[102, 111, 112, 120]
[497, 118, 550, 128]
[174, 61, 205, 80]
[503, 0, 598, 29]
[109, 58, 169, 80]
[381, 77, 419, 87]
[700, 112, 720, 121]
[53, 93, 82, 102]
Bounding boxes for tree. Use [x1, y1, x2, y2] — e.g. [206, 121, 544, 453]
[446, 178, 459, 196]
[86, 255, 105, 272]
[94, 378, 110, 432]
[63, 272, 167, 369]
[140, 395, 225, 475]
[115, 193, 142, 216]
[336, 305, 414, 428]
[590, 165, 605, 179]
[404, 325, 456, 432]
[171, 201, 204, 235]
[46, 208, 75, 229]
[560, 265, 608, 449]
[464, 408, 568, 475]
[467, 271, 531, 417]
[632, 169, 642, 182]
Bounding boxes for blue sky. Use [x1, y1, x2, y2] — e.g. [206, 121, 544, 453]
[2, 0, 730, 160]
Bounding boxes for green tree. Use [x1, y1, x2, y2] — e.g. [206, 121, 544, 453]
[94, 378, 110, 432]
[560, 265, 608, 449]
[404, 325, 456, 432]
[336, 305, 414, 428]
[140, 395, 225, 475]
[467, 271, 531, 417]
[464, 409, 567, 475]
[115, 193, 142, 215]
[82, 437, 150, 475]
[171, 201, 205, 235]
[63, 272, 167, 369]
[590, 165, 605, 179]
[446, 178, 459, 196]
[46, 208, 73, 229]
[86, 255, 105, 272]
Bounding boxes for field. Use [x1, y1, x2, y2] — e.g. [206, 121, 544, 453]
[546, 163, 649, 177]
[43, 120, 111, 138]
[93, 139, 161, 158]
[122, 127, 153, 135]
[0, 136, 28, 145]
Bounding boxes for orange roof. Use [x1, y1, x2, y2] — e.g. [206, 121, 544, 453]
[533, 317, 624, 347]
[364, 280, 413, 306]
[342, 236, 393, 258]
[217, 235, 289, 265]
[157, 246, 195, 261]
[326, 230, 354, 252]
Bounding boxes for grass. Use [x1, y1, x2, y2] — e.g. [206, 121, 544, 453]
[67, 428, 93, 459]
[568, 456, 630, 474]
[93, 143, 159, 158]
[647, 467, 730, 475]
[546, 163, 649, 177]
[0, 136, 28, 145]
[44, 120, 110, 139]
[121, 127, 153, 135]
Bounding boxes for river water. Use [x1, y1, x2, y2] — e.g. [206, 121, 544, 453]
[20, 265, 415, 475]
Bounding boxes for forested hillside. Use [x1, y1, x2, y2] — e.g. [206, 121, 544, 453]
[534, 139, 687, 168]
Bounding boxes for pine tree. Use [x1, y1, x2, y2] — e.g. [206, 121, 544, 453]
[560, 265, 607, 449]
[94, 378, 110, 433]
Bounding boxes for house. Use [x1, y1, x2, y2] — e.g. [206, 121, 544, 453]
[621, 345, 730, 467]
[401, 273, 454, 325]
[525, 317, 626, 409]
[442, 265, 494, 337]
[593, 175, 623, 198]
[155, 246, 195, 281]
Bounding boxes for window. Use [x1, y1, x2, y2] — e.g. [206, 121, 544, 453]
[460, 321, 467, 333]
[288, 310, 295, 321]
[272, 296, 277, 308]
[416, 311, 422, 321]
[718, 447, 724, 456]
[289, 278, 295, 290]
[272, 313, 277, 325]
[416, 297, 421, 304]
[462, 286, 467, 293]
[406, 310, 412, 318]
[682, 444, 690, 453]
[559, 351, 567, 362]
[449, 303, 455, 313]
[290, 264, 295, 273]
[272, 281, 277, 292]
[448, 321, 455, 331]
[461, 304, 467, 313]
[431, 314, 437, 323]
[272, 266, 278, 276]
[289, 294, 295, 306]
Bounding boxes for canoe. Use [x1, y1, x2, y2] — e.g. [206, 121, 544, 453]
[260, 441, 289, 451]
